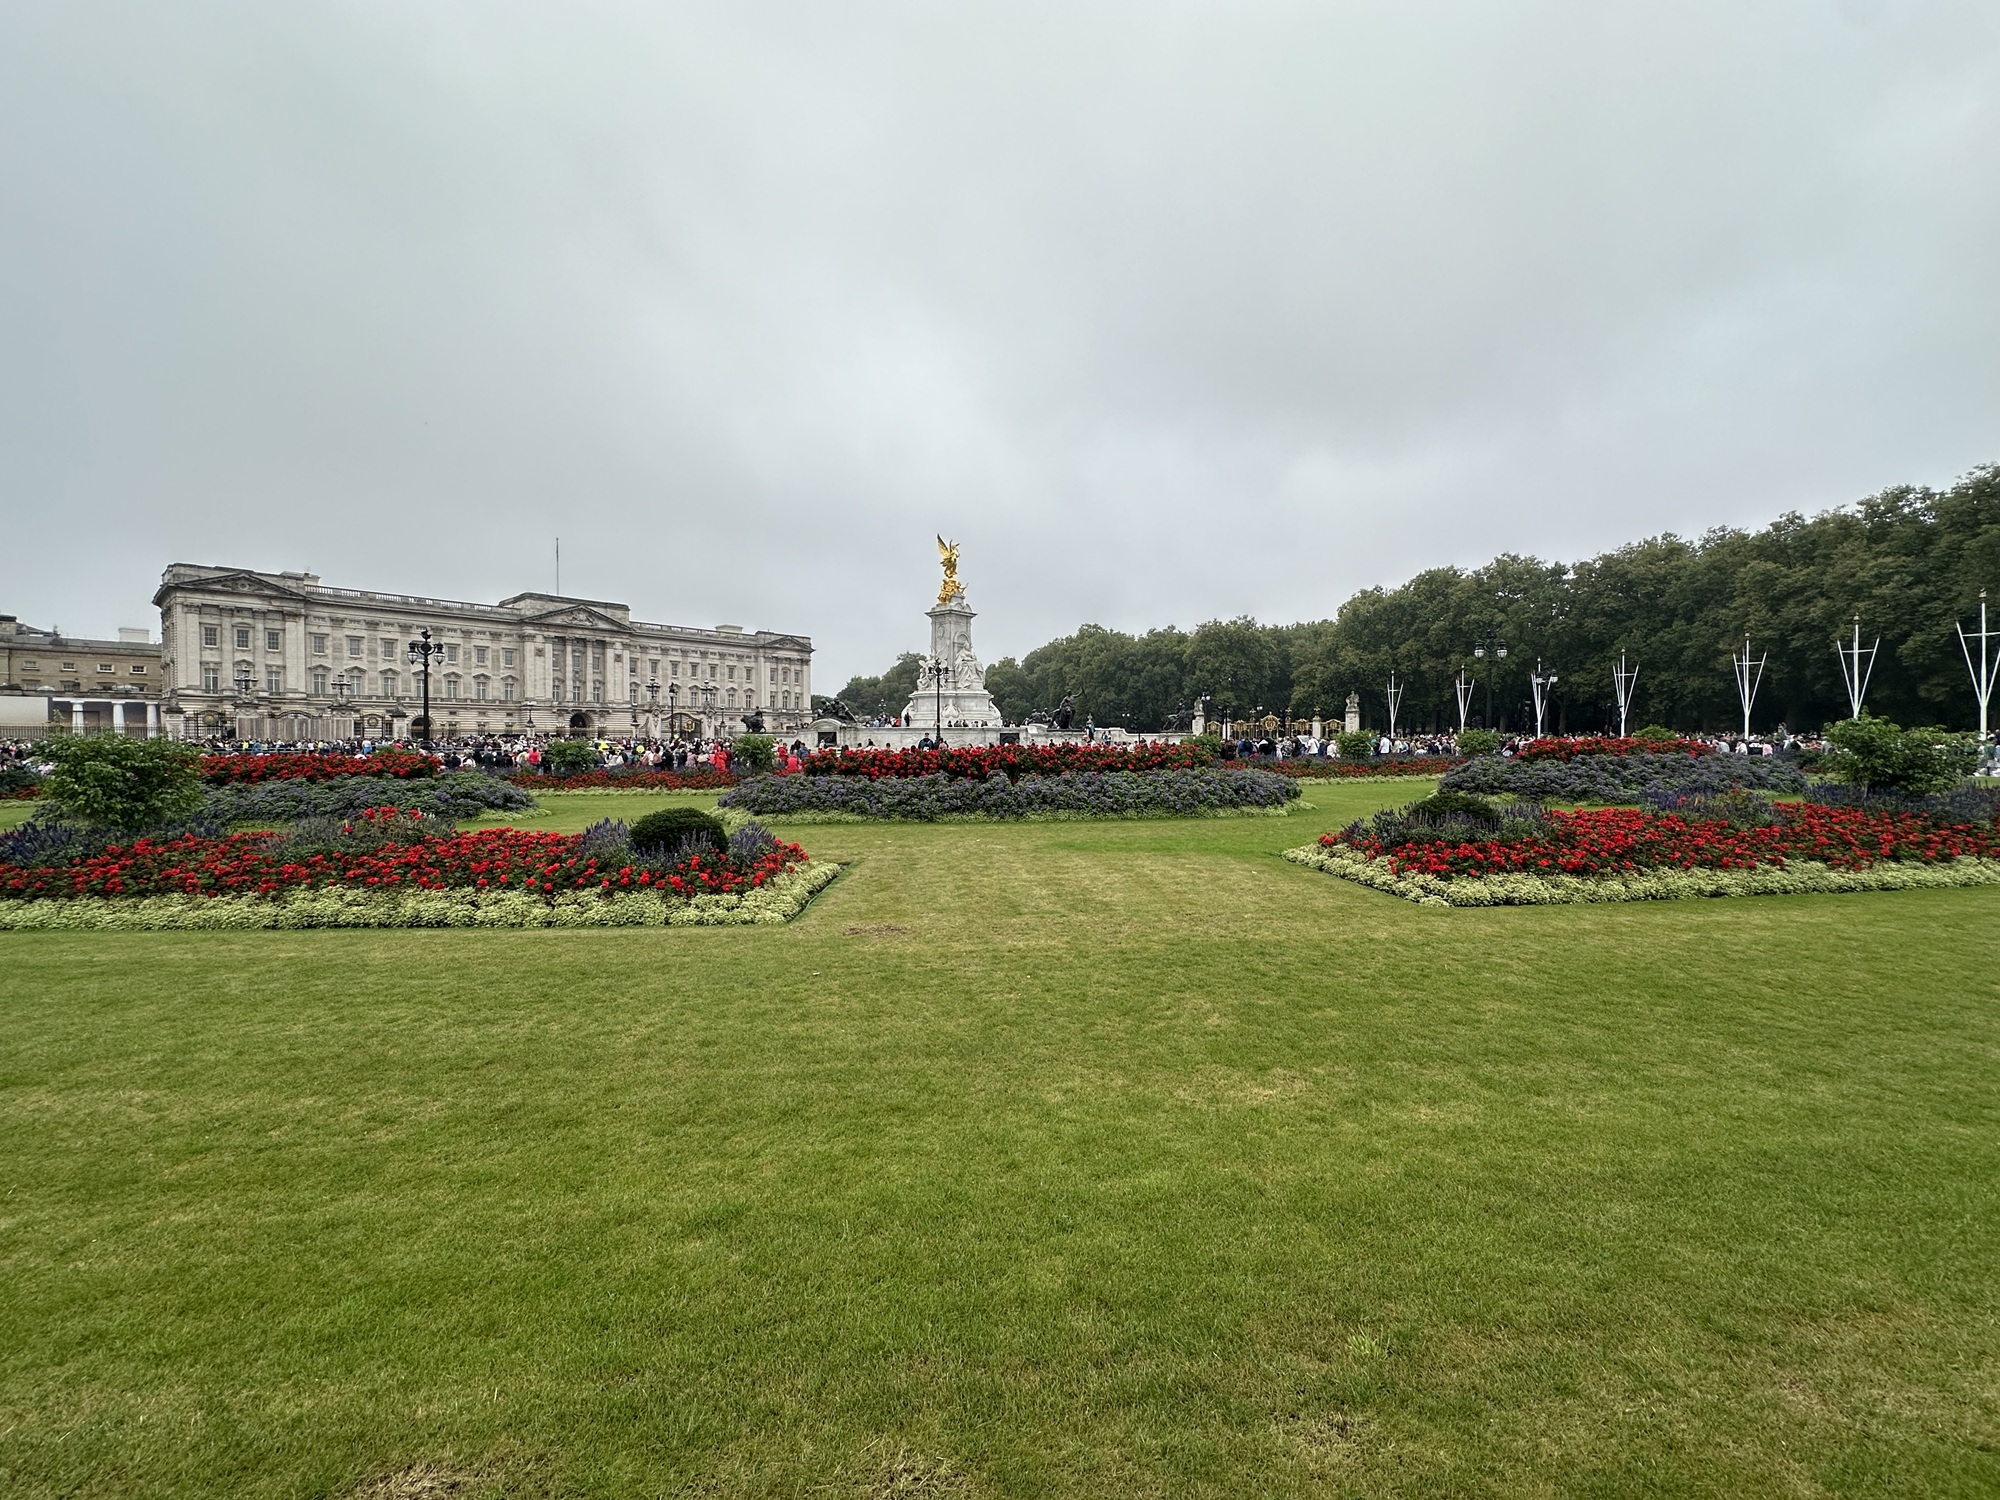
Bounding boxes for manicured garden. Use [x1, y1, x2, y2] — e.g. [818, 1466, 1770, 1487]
[3, 774, 1998, 1496]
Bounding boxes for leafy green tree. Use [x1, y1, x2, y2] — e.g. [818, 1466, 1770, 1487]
[39, 735, 203, 831]
[541, 739, 600, 775]
[1818, 715, 1979, 794]
[837, 653, 924, 719]
[733, 734, 775, 772]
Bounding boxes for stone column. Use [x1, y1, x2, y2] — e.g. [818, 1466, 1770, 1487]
[146, 701, 160, 738]
[70, 700, 85, 733]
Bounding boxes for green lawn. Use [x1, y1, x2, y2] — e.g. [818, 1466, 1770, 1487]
[4, 786, 1998, 1497]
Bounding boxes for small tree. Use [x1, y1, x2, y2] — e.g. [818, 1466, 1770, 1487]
[733, 734, 776, 773]
[1455, 728, 1503, 756]
[1820, 714, 1979, 795]
[39, 735, 204, 831]
[541, 739, 600, 776]
[1335, 730, 1375, 761]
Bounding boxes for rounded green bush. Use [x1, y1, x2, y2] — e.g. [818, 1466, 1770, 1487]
[628, 806, 727, 856]
[1404, 791, 1502, 825]
[1455, 728, 1503, 756]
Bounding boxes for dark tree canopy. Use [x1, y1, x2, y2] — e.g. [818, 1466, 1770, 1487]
[838, 466, 2000, 734]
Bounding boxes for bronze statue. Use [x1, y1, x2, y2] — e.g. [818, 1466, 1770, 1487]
[936, 535, 965, 606]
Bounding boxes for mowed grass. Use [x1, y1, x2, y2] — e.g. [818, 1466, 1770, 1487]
[2, 785, 1998, 1498]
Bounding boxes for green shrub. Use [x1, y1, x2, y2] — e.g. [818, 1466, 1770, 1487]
[733, 734, 776, 773]
[628, 806, 727, 856]
[1404, 791, 1502, 825]
[541, 739, 601, 776]
[1185, 734, 1224, 759]
[1335, 730, 1375, 761]
[1455, 728, 1503, 756]
[1632, 725, 1678, 743]
[38, 735, 203, 831]
[1820, 715, 1978, 795]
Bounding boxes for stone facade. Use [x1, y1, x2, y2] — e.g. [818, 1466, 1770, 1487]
[1, 616, 166, 735]
[152, 565, 813, 742]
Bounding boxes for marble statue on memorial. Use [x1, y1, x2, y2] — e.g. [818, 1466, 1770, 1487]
[901, 538, 1003, 729]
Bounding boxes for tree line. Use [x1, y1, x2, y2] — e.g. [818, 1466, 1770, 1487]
[831, 466, 2000, 735]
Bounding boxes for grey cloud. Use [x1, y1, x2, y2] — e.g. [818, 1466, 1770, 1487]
[2, 1, 1995, 679]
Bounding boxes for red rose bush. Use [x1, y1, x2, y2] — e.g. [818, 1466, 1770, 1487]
[0, 808, 835, 929]
[1286, 799, 2000, 907]
[199, 749, 439, 784]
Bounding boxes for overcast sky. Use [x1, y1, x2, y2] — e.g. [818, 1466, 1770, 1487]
[2, 2, 1995, 682]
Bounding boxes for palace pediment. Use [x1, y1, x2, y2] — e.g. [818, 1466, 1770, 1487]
[515, 603, 632, 632]
[153, 570, 311, 608]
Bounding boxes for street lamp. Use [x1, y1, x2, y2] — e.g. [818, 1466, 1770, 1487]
[1529, 659, 1559, 739]
[921, 657, 949, 745]
[646, 677, 660, 739]
[1471, 632, 1508, 729]
[406, 628, 445, 750]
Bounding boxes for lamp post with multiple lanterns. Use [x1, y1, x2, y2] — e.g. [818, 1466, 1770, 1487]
[1471, 632, 1508, 729]
[406, 628, 446, 750]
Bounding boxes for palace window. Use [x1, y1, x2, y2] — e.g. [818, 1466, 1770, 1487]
[311, 669, 329, 695]
[591, 680, 603, 703]
[98, 663, 114, 673]
[380, 639, 395, 658]
[347, 636, 363, 657]
[502, 649, 516, 668]
[235, 628, 252, 650]
[726, 690, 737, 708]
[380, 670, 398, 697]
[130, 665, 146, 675]
[670, 662, 680, 677]
[234, 668, 255, 693]
[474, 676, 488, 701]
[501, 677, 516, 701]
[265, 630, 281, 651]
[571, 683, 582, 703]
[629, 684, 639, 703]
[266, 668, 284, 694]
[203, 625, 220, 647]
[445, 643, 459, 664]
[203, 665, 220, 692]
[474, 646, 487, 666]
[311, 634, 327, 654]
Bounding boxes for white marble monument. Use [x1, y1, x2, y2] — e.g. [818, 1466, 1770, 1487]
[900, 537, 1002, 730]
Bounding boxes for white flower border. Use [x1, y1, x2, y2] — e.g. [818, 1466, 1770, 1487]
[1284, 843, 2000, 908]
[0, 860, 841, 930]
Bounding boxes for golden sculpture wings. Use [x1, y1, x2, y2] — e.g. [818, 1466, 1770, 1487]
[936, 534, 964, 606]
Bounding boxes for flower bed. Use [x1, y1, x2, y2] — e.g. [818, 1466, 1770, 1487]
[1440, 748, 1802, 800]
[721, 767, 1300, 820]
[1511, 736, 1713, 763]
[204, 770, 537, 822]
[1287, 802, 2000, 906]
[0, 809, 833, 928]
[199, 749, 439, 784]
[800, 743, 1211, 780]
[505, 768, 738, 792]
[1259, 757, 1462, 779]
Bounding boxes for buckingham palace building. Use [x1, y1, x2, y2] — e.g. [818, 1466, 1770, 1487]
[153, 564, 814, 743]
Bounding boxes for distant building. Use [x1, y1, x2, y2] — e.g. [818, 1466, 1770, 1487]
[152, 565, 814, 742]
[0, 615, 166, 736]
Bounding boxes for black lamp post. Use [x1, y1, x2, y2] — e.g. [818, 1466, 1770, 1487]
[922, 657, 949, 745]
[666, 680, 679, 738]
[1471, 631, 1509, 729]
[406, 628, 445, 750]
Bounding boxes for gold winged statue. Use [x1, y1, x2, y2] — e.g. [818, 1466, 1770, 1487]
[936, 534, 964, 606]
